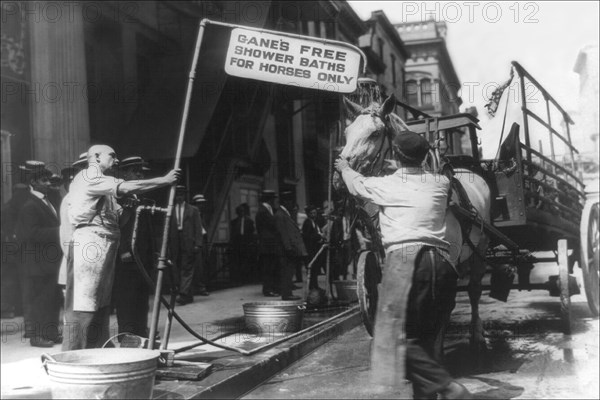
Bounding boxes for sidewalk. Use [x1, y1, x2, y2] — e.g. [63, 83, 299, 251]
[1, 279, 360, 399]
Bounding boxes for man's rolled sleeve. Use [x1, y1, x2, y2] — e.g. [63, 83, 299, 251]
[341, 168, 385, 204]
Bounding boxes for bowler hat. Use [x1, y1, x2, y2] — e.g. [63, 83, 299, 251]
[260, 189, 277, 199]
[176, 185, 187, 193]
[393, 131, 431, 164]
[61, 167, 77, 181]
[49, 173, 63, 186]
[192, 194, 206, 203]
[305, 205, 317, 213]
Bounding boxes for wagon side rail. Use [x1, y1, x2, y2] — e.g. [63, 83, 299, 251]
[511, 61, 585, 198]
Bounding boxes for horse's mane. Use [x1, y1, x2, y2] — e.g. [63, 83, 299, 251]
[354, 101, 409, 135]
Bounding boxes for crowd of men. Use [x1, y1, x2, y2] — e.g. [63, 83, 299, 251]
[0, 145, 217, 349]
[0, 142, 360, 349]
[1, 131, 473, 398]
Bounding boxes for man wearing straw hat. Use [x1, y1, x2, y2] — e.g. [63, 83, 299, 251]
[64, 145, 179, 350]
[112, 156, 156, 339]
[16, 161, 62, 347]
[58, 152, 88, 292]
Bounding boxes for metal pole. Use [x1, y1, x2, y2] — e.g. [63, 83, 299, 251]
[324, 122, 336, 299]
[148, 19, 208, 350]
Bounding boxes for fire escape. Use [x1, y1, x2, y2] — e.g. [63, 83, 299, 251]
[192, 77, 273, 249]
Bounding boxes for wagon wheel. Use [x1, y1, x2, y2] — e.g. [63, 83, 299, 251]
[356, 250, 382, 336]
[580, 198, 600, 317]
[557, 239, 572, 335]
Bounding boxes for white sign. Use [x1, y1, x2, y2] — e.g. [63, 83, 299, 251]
[225, 28, 361, 93]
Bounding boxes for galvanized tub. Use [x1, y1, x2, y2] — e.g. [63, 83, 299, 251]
[41, 348, 160, 399]
[243, 300, 306, 334]
[333, 280, 358, 303]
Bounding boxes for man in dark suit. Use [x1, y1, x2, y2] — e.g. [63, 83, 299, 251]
[191, 194, 210, 296]
[1, 183, 29, 319]
[255, 190, 282, 297]
[275, 193, 307, 301]
[169, 185, 204, 305]
[16, 161, 63, 347]
[302, 205, 325, 290]
[112, 156, 155, 338]
[329, 205, 359, 281]
[230, 203, 255, 284]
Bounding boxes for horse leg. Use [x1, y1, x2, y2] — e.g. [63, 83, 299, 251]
[467, 257, 487, 351]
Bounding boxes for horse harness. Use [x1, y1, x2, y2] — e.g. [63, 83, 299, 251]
[441, 162, 488, 262]
[364, 110, 396, 177]
[355, 110, 488, 262]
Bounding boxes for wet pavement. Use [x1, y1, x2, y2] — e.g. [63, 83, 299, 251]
[1, 275, 362, 399]
[1, 262, 598, 399]
[243, 266, 600, 399]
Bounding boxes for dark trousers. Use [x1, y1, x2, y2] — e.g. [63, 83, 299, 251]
[308, 248, 325, 290]
[332, 241, 353, 280]
[174, 232, 195, 299]
[260, 254, 280, 294]
[371, 245, 457, 398]
[22, 275, 61, 341]
[230, 243, 250, 284]
[193, 247, 207, 293]
[1, 258, 21, 316]
[280, 256, 299, 298]
[113, 261, 150, 338]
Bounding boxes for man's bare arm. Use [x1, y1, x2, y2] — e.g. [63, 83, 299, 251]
[117, 169, 180, 196]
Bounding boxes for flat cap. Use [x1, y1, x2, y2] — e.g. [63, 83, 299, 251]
[393, 131, 431, 164]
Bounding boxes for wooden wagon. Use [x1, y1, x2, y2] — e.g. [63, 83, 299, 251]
[354, 61, 599, 337]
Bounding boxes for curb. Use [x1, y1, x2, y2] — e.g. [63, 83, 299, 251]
[153, 307, 362, 399]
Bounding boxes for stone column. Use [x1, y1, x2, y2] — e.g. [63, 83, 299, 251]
[29, 1, 90, 172]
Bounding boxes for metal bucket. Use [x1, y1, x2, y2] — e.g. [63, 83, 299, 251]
[333, 280, 358, 303]
[41, 348, 160, 399]
[243, 300, 305, 334]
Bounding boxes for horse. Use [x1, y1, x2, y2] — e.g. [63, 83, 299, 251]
[334, 94, 491, 359]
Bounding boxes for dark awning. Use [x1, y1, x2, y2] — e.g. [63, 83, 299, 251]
[117, 12, 272, 161]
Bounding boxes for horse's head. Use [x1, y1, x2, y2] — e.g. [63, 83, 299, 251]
[334, 95, 407, 189]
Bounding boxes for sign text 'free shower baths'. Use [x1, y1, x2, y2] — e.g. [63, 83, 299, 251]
[225, 28, 361, 93]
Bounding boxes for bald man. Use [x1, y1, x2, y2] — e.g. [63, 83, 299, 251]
[63, 145, 180, 350]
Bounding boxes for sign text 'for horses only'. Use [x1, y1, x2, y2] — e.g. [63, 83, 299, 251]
[225, 28, 362, 93]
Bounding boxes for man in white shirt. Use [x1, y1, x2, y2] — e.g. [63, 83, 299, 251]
[64, 144, 179, 350]
[335, 131, 470, 399]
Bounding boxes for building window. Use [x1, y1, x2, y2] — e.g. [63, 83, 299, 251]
[406, 80, 418, 106]
[421, 79, 433, 105]
[391, 54, 396, 87]
[378, 38, 384, 60]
